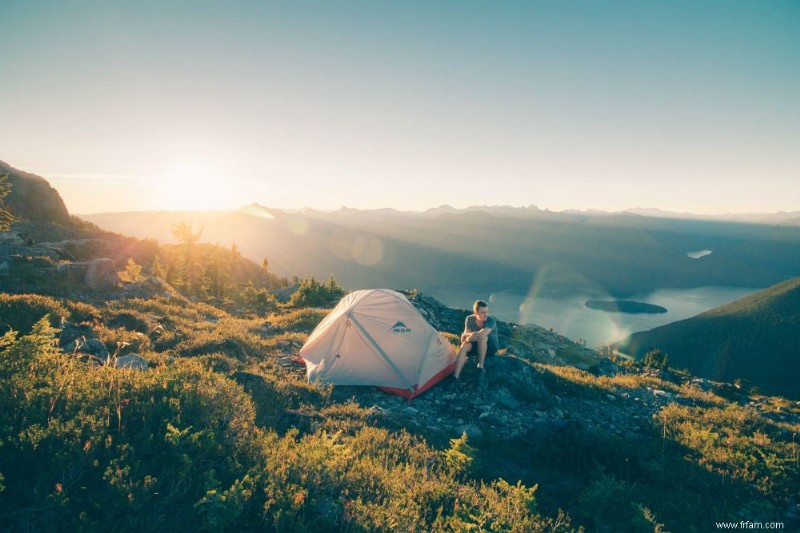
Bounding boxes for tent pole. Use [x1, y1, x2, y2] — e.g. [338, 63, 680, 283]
[348, 313, 415, 395]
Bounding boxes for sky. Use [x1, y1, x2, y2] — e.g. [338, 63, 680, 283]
[0, 1, 798, 215]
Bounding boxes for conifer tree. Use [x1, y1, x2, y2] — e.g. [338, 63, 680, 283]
[171, 222, 203, 296]
[0, 173, 16, 231]
[151, 252, 165, 278]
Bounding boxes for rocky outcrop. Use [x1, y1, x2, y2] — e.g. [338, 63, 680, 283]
[0, 160, 71, 224]
[403, 290, 600, 366]
[59, 321, 110, 363]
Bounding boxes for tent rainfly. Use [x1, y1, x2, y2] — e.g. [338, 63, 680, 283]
[298, 289, 456, 399]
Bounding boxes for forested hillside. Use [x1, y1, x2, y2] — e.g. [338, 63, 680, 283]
[615, 277, 800, 399]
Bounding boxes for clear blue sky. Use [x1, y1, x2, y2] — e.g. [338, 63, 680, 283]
[1, 1, 798, 214]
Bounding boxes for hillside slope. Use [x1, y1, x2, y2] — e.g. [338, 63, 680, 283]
[0, 160, 72, 224]
[614, 277, 800, 398]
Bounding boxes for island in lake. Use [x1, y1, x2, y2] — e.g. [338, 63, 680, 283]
[585, 300, 668, 314]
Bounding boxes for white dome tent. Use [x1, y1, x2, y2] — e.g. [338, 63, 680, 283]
[299, 289, 456, 399]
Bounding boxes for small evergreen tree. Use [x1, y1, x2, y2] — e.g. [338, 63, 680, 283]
[151, 252, 165, 278]
[288, 275, 345, 307]
[171, 222, 203, 296]
[118, 258, 145, 283]
[642, 349, 669, 369]
[0, 173, 16, 231]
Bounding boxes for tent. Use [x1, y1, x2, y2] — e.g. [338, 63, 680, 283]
[299, 289, 456, 399]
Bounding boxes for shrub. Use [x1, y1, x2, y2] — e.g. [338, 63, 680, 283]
[268, 308, 327, 334]
[241, 284, 279, 315]
[287, 276, 344, 308]
[642, 349, 669, 370]
[660, 403, 800, 502]
[118, 258, 145, 283]
[0, 293, 68, 333]
[0, 319, 260, 533]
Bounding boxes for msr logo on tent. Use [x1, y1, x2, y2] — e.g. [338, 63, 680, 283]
[391, 321, 411, 334]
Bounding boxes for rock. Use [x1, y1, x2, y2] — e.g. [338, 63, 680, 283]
[494, 388, 520, 409]
[82, 339, 110, 360]
[58, 322, 110, 360]
[738, 395, 751, 406]
[54, 258, 119, 291]
[85, 258, 118, 290]
[593, 358, 620, 377]
[114, 354, 148, 371]
[59, 322, 96, 352]
[652, 389, 674, 400]
[456, 424, 483, 441]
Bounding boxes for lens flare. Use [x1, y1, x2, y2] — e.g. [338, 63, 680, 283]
[239, 204, 275, 219]
[518, 262, 625, 347]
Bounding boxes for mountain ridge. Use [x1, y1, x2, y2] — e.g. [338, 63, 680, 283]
[614, 277, 800, 399]
[81, 204, 800, 298]
[80, 203, 800, 224]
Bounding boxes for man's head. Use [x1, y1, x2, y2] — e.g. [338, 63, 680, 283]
[473, 300, 489, 320]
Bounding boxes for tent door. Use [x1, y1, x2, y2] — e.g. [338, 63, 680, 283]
[348, 313, 415, 394]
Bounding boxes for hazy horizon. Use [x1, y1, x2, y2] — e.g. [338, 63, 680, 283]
[72, 201, 799, 219]
[1, 1, 798, 215]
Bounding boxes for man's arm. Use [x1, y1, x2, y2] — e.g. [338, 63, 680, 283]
[464, 316, 494, 341]
[470, 327, 492, 339]
[461, 324, 492, 342]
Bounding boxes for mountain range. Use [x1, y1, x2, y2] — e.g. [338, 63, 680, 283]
[81, 202, 800, 299]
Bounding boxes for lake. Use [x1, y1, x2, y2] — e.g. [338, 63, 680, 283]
[427, 286, 761, 348]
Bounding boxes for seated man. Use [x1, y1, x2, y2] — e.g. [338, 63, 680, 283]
[453, 299, 498, 379]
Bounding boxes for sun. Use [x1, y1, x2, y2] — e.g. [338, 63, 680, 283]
[155, 159, 240, 211]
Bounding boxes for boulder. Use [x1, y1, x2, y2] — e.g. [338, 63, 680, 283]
[59, 322, 97, 352]
[83, 339, 111, 360]
[494, 387, 521, 409]
[54, 258, 119, 291]
[114, 354, 148, 371]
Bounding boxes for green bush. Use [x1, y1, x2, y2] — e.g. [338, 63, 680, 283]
[0, 319, 260, 532]
[268, 308, 328, 334]
[0, 293, 68, 333]
[288, 276, 345, 308]
[642, 349, 669, 369]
